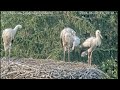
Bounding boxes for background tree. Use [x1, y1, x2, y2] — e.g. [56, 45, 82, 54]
[1, 11, 118, 78]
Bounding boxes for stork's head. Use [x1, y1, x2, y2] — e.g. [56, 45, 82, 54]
[96, 30, 103, 39]
[13, 24, 22, 31]
[17, 25, 22, 29]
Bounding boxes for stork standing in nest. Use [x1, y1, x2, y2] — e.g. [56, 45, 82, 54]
[60, 27, 80, 62]
[2, 25, 22, 61]
[80, 30, 103, 66]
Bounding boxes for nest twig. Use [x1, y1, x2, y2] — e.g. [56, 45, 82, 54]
[0, 58, 109, 79]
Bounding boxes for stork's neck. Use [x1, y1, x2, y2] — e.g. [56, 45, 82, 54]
[96, 34, 101, 46]
[13, 26, 19, 32]
[96, 34, 101, 40]
[13, 25, 20, 35]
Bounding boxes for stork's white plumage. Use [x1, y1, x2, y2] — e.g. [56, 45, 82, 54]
[72, 36, 80, 50]
[60, 27, 76, 39]
[80, 30, 103, 66]
[2, 25, 22, 60]
[60, 27, 80, 62]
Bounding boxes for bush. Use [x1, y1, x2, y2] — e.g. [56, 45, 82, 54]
[1, 11, 118, 65]
[99, 59, 118, 79]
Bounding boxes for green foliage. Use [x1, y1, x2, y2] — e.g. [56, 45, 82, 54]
[99, 59, 118, 79]
[1, 11, 118, 78]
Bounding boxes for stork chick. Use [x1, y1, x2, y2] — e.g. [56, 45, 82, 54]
[60, 27, 80, 61]
[80, 30, 103, 66]
[2, 25, 22, 61]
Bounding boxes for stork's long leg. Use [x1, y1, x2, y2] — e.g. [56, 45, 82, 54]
[89, 52, 93, 66]
[68, 47, 70, 62]
[63, 47, 67, 62]
[88, 51, 90, 65]
[4, 43, 7, 59]
[63, 49, 65, 62]
[87, 48, 93, 66]
[8, 43, 12, 62]
[9, 48, 11, 60]
[5, 50, 7, 59]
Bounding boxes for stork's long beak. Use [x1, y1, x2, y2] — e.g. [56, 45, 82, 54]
[100, 34, 103, 39]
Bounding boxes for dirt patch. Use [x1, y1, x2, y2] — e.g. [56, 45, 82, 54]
[0, 58, 109, 79]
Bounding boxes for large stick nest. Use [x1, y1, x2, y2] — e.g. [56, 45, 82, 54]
[0, 58, 109, 79]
